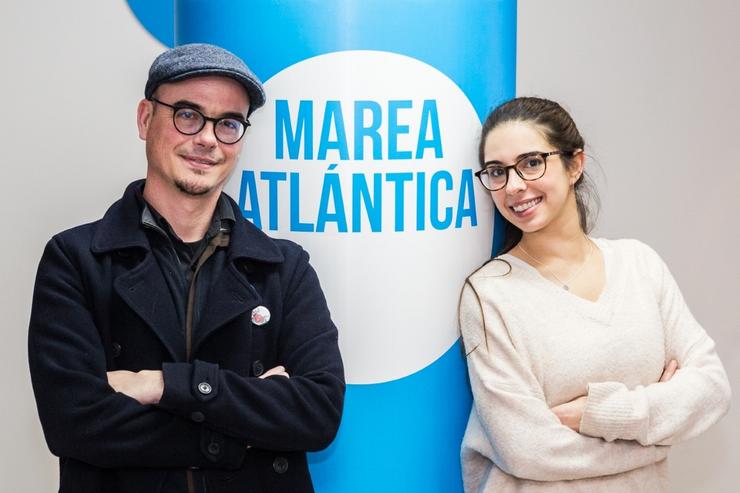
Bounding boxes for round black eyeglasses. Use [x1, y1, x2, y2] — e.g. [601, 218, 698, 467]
[474, 150, 575, 191]
[150, 98, 250, 144]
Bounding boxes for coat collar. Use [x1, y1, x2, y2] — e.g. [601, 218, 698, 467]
[91, 179, 284, 264]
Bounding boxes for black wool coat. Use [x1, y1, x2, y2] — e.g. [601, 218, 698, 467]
[28, 181, 345, 493]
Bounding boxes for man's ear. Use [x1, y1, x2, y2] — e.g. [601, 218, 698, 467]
[137, 99, 154, 141]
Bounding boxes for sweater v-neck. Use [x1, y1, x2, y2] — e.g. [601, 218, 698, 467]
[501, 237, 618, 323]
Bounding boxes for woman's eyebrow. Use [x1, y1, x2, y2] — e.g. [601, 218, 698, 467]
[484, 151, 541, 166]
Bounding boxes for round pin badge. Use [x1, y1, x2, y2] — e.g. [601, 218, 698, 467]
[251, 306, 271, 326]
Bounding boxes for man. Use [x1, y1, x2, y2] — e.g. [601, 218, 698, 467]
[28, 43, 345, 493]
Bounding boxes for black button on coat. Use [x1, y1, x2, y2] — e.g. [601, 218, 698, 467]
[28, 180, 345, 493]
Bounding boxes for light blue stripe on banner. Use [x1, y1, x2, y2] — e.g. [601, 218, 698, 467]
[126, 0, 516, 118]
[126, 0, 174, 47]
[173, 0, 515, 121]
[310, 341, 472, 491]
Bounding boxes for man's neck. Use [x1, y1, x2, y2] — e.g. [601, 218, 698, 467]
[142, 181, 220, 242]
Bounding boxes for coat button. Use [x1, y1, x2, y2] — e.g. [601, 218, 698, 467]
[252, 360, 264, 377]
[190, 411, 205, 423]
[111, 342, 122, 358]
[207, 442, 221, 456]
[197, 382, 212, 395]
[272, 456, 289, 474]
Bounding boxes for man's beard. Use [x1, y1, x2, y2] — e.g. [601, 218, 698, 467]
[174, 177, 212, 196]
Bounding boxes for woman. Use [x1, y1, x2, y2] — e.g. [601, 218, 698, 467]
[459, 97, 731, 492]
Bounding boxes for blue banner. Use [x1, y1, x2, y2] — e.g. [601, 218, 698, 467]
[127, 1, 516, 490]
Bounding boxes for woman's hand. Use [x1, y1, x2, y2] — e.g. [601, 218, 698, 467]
[658, 359, 679, 382]
[550, 359, 680, 432]
[551, 396, 588, 432]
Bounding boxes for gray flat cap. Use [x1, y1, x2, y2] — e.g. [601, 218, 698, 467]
[145, 43, 265, 116]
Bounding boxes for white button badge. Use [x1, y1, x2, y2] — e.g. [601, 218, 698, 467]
[251, 306, 271, 326]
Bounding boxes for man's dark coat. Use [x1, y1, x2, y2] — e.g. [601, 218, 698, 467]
[28, 181, 345, 493]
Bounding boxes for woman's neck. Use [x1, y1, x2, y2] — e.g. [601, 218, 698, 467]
[516, 197, 589, 264]
[518, 229, 589, 265]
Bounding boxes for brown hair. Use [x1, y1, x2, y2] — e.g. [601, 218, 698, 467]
[479, 97, 599, 255]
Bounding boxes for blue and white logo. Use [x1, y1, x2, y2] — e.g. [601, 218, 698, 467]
[224, 50, 492, 384]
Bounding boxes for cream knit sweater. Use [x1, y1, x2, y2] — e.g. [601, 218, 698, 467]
[459, 238, 731, 493]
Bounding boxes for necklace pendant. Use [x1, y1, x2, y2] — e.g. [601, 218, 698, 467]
[563, 285, 570, 291]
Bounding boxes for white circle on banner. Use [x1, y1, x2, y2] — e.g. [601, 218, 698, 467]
[224, 50, 492, 384]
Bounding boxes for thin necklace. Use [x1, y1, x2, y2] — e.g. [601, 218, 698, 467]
[517, 239, 594, 291]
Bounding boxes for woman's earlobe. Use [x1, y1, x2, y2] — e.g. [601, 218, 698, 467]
[570, 169, 584, 186]
[571, 150, 585, 184]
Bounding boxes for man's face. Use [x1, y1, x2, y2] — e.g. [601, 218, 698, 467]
[137, 75, 250, 198]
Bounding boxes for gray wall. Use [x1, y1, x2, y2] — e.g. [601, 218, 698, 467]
[517, 1, 739, 491]
[1, 0, 736, 491]
[1, 1, 159, 490]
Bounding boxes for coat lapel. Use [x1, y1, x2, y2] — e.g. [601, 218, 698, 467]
[92, 181, 184, 361]
[191, 263, 261, 356]
[92, 181, 286, 360]
[191, 200, 285, 354]
[114, 255, 184, 361]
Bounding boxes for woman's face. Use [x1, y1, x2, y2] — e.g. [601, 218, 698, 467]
[482, 121, 582, 235]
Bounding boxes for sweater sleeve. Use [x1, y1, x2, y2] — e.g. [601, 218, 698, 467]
[460, 280, 669, 482]
[579, 243, 731, 446]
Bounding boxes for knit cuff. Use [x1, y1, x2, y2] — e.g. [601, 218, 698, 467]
[580, 381, 648, 443]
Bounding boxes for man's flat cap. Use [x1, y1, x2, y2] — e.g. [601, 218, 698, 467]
[145, 43, 265, 116]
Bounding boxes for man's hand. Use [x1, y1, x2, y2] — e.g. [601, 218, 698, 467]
[550, 359, 680, 432]
[107, 370, 164, 405]
[259, 365, 290, 379]
[107, 364, 289, 405]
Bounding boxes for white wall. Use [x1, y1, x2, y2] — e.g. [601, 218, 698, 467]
[517, 1, 740, 491]
[1, 0, 736, 491]
[0, 1, 162, 490]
